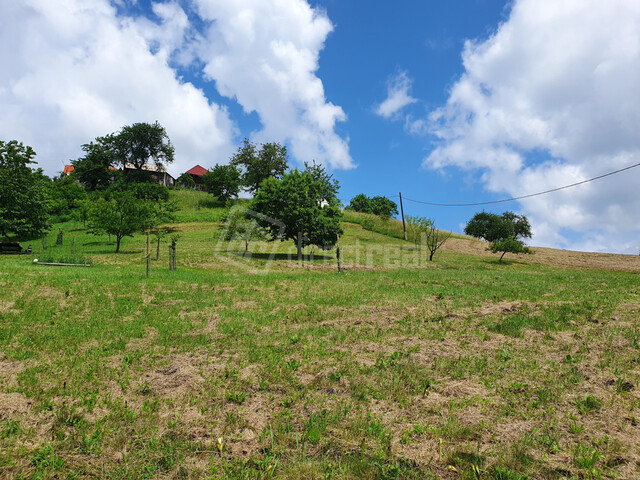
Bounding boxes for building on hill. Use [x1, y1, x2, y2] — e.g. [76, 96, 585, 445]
[62, 163, 175, 186]
[124, 163, 176, 187]
[184, 165, 207, 190]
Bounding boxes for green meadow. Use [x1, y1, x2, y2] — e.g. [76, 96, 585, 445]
[1, 190, 640, 479]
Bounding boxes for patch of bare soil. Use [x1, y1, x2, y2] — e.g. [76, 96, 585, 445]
[472, 300, 533, 317]
[0, 300, 20, 314]
[138, 353, 205, 398]
[0, 392, 30, 418]
[0, 354, 26, 391]
[445, 238, 640, 272]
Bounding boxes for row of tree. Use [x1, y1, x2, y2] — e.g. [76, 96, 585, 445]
[188, 139, 289, 200]
[1, 128, 533, 261]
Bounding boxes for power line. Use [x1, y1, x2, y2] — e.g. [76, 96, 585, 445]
[389, 161, 640, 207]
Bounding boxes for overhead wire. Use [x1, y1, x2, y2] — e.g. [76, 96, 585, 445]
[385, 161, 640, 207]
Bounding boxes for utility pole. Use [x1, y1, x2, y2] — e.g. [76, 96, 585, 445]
[399, 192, 407, 241]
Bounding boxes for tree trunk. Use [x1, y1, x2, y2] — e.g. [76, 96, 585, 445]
[499, 251, 506, 262]
[115, 236, 121, 253]
[156, 238, 160, 260]
[245, 239, 248, 253]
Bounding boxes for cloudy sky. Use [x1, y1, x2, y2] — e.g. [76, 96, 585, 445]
[2, 0, 640, 254]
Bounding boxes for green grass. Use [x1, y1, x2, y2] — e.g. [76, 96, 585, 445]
[1, 190, 639, 478]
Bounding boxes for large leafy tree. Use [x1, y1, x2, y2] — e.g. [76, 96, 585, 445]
[202, 164, 242, 200]
[464, 211, 532, 262]
[250, 166, 342, 258]
[71, 142, 118, 190]
[0, 140, 49, 238]
[230, 138, 288, 194]
[100, 121, 175, 174]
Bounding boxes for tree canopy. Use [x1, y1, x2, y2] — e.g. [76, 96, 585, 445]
[250, 166, 342, 257]
[202, 164, 242, 200]
[88, 182, 176, 252]
[464, 211, 532, 262]
[348, 194, 398, 218]
[0, 140, 49, 238]
[46, 174, 88, 222]
[176, 172, 195, 188]
[230, 138, 288, 194]
[99, 121, 174, 173]
[71, 142, 119, 190]
[223, 206, 265, 253]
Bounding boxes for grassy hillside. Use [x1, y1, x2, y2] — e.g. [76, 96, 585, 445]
[1, 190, 639, 479]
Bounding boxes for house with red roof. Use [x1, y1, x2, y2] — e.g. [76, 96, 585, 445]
[184, 165, 208, 190]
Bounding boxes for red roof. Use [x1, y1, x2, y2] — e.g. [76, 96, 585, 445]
[185, 165, 207, 177]
[63, 164, 117, 175]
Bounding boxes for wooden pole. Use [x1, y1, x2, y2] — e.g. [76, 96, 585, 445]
[146, 231, 150, 277]
[336, 234, 341, 274]
[399, 192, 407, 241]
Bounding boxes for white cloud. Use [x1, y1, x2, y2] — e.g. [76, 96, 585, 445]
[422, 0, 640, 253]
[0, 0, 352, 177]
[192, 0, 353, 170]
[0, 0, 236, 177]
[375, 70, 418, 119]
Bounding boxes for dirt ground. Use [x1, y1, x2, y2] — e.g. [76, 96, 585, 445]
[445, 238, 640, 272]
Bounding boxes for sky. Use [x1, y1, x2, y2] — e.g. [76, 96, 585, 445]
[2, 0, 640, 254]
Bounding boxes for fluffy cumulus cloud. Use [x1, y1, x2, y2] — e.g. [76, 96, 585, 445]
[0, 0, 352, 176]
[192, 0, 353, 169]
[375, 70, 417, 119]
[0, 0, 236, 176]
[422, 0, 640, 253]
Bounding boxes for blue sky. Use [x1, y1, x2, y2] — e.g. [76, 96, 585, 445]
[3, 0, 640, 253]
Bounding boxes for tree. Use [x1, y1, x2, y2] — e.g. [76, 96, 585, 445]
[86, 182, 175, 253]
[71, 198, 92, 228]
[47, 174, 88, 221]
[202, 164, 242, 200]
[424, 222, 451, 261]
[0, 140, 49, 238]
[230, 138, 289, 194]
[304, 161, 339, 203]
[176, 172, 195, 188]
[72, 142, 118, 190]
[151, 226, 177, 260]
[464, 211, 532, 262]
[348, 194, 372, 214]
[99, 121, 174, 174]
[347, 194, 398, 218]
[223, 207, 265, 253]
[250, 166, 343, 258]
[88, 192, 154, 253]
[370, 196, 398, 218]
